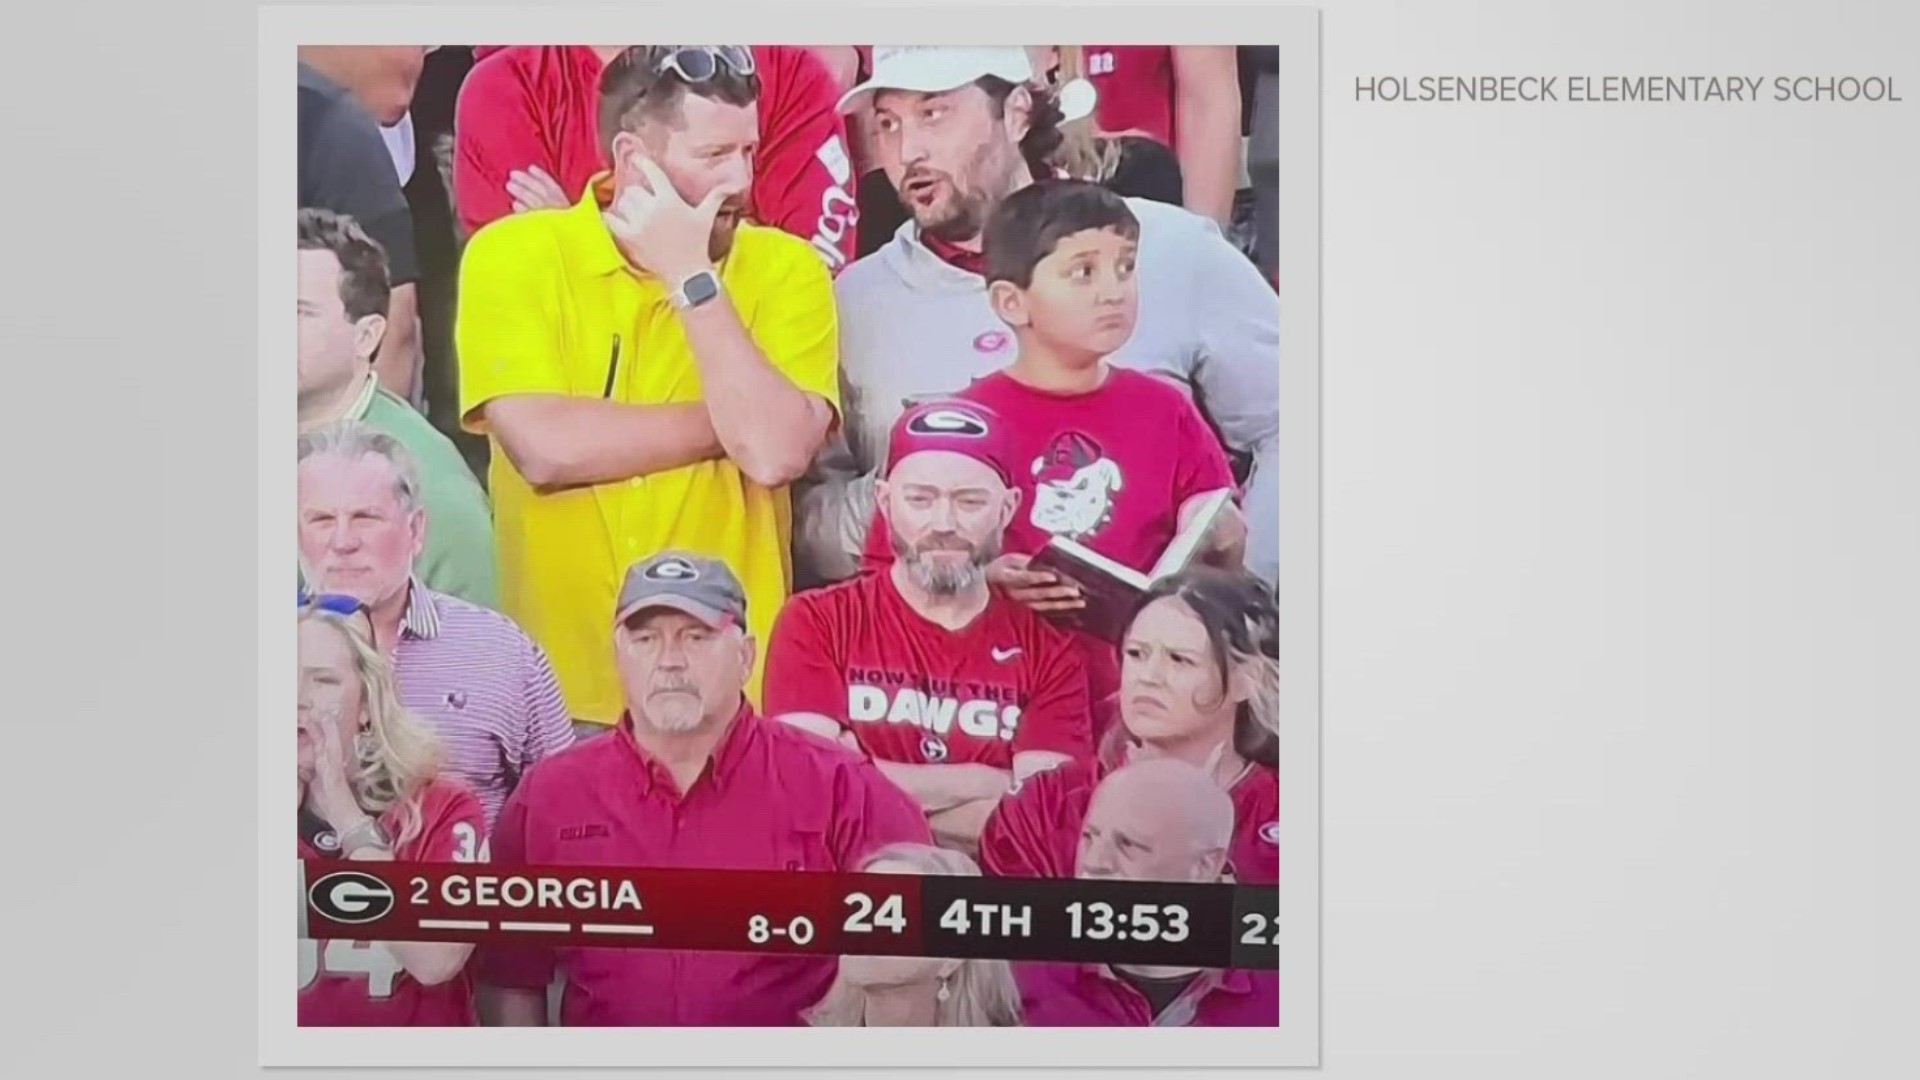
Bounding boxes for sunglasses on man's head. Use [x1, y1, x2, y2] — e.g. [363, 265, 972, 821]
[654, 46, 755, 84]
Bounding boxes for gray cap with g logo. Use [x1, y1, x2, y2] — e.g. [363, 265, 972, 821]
[613, 551, 748, 629]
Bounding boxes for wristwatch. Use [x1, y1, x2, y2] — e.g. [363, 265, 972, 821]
[670, 269, 723, 312]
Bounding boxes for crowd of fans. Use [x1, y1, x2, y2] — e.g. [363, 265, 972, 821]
[295, 43, 1282, 1029]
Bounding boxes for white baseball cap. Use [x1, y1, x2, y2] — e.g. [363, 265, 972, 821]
[836, 45, 1096, 124]
[837, 47, 1033, 114]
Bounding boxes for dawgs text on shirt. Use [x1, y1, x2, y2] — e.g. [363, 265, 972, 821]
[297, 781, 488, 1026]
[763, 571, 1094, 768]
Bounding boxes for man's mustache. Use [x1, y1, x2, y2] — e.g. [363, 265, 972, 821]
[898, 168, 951, 193]
[915, 533, 976, 554]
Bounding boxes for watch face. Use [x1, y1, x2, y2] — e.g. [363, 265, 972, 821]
[684, 272, 720, 305]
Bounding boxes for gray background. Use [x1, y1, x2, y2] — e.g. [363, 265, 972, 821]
[4, 0, 1917, 1076]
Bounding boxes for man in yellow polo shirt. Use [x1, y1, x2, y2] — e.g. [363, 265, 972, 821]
[456, 46, 838, 734]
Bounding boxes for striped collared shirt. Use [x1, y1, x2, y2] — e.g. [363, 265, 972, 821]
[392, 579, 574, 828]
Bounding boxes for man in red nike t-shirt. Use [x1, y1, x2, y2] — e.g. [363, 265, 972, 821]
[765, 400, 1094, 852]
[456, 45, 859, 271]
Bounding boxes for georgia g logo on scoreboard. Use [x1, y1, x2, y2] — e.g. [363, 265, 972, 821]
[307, 870, 396, 925]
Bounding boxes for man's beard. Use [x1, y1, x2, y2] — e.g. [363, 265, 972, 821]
[639, 682, 708, 734]
[894, 530, 1000, 596]
[902, 141, 1019, 244]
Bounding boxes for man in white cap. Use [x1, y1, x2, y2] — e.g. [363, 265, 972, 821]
[792, 46, 1280, 591]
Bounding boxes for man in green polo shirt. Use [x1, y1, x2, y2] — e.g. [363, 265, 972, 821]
[298, 207, 498, 609]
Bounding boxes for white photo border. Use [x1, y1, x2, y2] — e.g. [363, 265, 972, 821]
[260, 3, 1320, 1067]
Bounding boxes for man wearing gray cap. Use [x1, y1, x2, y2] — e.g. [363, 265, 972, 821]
[792, 45, 1280, 592]
[478, 550, 933, 1026]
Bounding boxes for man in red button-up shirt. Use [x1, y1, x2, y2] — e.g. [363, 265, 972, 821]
[476, 551, 930, 1026]
[1016, 758, 1280, 1026]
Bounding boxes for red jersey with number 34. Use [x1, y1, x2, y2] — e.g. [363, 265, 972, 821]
[298, 780, 488, 1027]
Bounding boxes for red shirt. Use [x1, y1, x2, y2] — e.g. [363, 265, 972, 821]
[978, 758, 1279, 887]
[477, 703, 931, 1026]
[455, 46, 859, 271]
[298, 781, 489, 1027]
[1017, 962, 1279, 1026]
[1082, 45, 1177, 146]
[763, 571, 1093, 767]
[857, 367, 1236, 731]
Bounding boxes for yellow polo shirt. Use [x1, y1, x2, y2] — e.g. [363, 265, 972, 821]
[455, 183, 839, 724]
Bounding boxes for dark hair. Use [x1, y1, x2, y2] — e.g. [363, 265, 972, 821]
[976, 75, 1067, 184]
[598, 46, 761, 153]
[1107, 567, 1280, 770]
[982, 179, 1140, 289]
[297, 207, 391, 323]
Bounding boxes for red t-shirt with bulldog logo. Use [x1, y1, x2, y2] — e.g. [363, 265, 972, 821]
[763, 571, 1095, 768]
[861, 366, 1237, 573]
[855, 366, 1238, 745]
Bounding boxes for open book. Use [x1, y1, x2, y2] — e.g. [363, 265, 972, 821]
[1027, 489, 1237, 643]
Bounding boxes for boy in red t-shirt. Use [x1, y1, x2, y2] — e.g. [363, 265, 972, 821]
[863, 180, 1248, 725]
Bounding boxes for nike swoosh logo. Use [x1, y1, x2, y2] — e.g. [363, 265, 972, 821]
[991, 647, 1023, 663]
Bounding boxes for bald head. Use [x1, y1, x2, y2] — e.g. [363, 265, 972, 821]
[1077, 759, 1235, 883]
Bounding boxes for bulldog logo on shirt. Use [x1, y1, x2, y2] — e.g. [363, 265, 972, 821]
[1030, 431, 1124, 540]
[920, 734, 950, 763]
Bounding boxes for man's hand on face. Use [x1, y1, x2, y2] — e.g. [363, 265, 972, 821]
[507, 165, 571, 213]
[602, 156, 737, 282]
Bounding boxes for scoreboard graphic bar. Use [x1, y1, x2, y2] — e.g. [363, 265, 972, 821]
[300, 860, 1279, 970]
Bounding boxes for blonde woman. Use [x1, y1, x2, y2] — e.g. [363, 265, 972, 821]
[297, 598, 489, 1026]
[977, 568, 1280, 888]
[806, 844, 1023, 1027]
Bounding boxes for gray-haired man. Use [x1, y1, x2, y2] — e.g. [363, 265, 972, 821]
[299, 206, 497, 609]
[297, 421, 573, 826]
